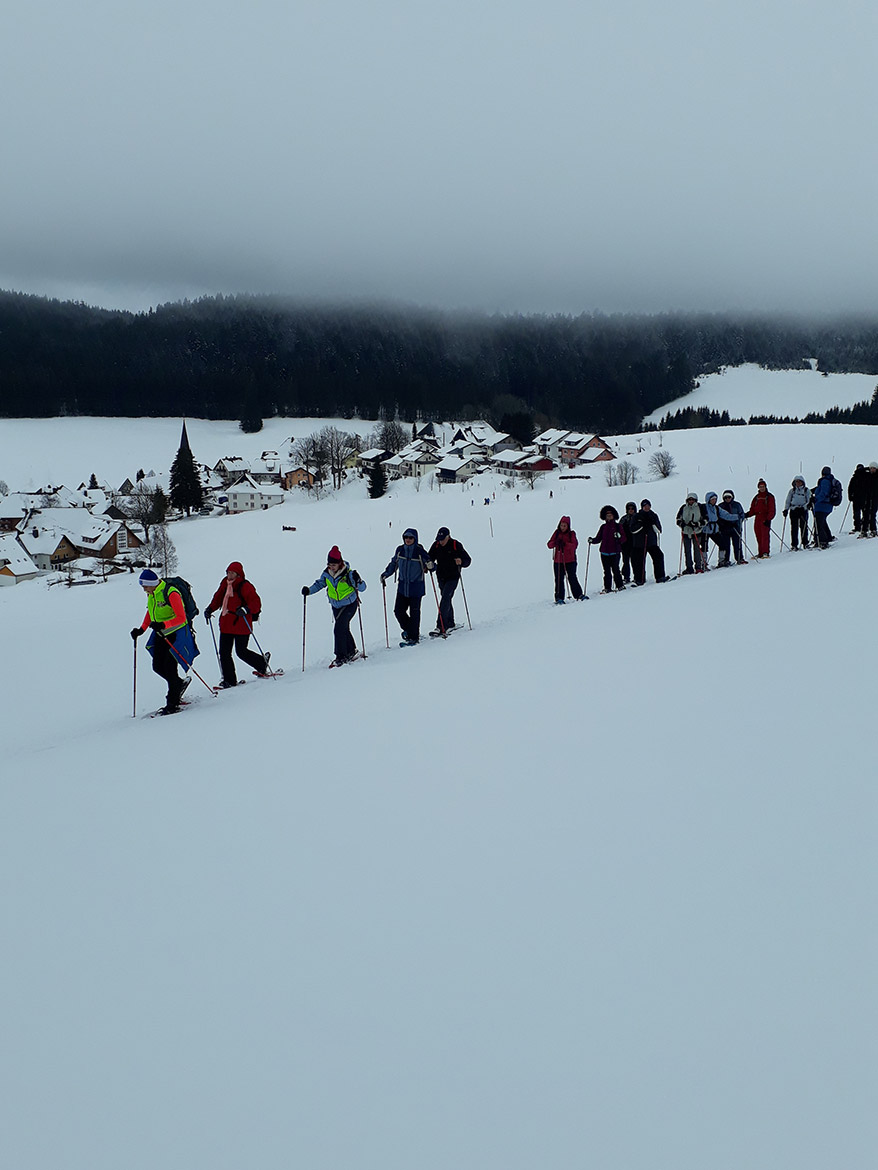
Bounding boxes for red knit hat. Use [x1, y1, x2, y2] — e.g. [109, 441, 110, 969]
[327, 546, 343, 563]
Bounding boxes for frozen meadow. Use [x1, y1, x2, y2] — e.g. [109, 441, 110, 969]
[1, 407, 875, 1169]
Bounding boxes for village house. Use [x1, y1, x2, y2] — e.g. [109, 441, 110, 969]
[213, 457, 251, 487]
[226, 475, 284, 513]
[356, 448, 393, 473]
[17, 525, 80, 571]
[556, 433, 615, 465]
[0, 534, 41, 585]
[281, 467, 316, 490]
[435, 455, 482, 484]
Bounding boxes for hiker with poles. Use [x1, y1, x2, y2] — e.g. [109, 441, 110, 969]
[858, 462, 878, 538]
[717, 490, 747, 566]
[302, 545, 367, 666]
[783, 475, 811, 550]
[629, 500, 671, 585]
[812, 466, 841, 549]
[847, 464, 868, 534]
[588, 505, 626, 593]
[675, 490, 706, 574]
[547, 516, 585, 603]
[381, 528, 434, 645]
[204, 561, 270, 687]
[746, 479, 776, 559]
[701, 492, 722, 565]
[130, 568, 199, 715]
[426, 526, 472, 635]
[620, 501, 639, 583]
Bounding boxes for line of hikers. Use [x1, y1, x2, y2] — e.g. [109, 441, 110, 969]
[131, 526, 473, 712]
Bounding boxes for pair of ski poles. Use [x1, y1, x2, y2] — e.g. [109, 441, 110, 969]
[302, 590, 367, 669]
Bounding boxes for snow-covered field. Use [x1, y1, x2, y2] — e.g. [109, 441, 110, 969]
[2, 408, 877, 1168]
[644, 363, 877, 424]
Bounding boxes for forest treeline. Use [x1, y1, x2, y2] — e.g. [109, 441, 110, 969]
[3, 290, 878, 432]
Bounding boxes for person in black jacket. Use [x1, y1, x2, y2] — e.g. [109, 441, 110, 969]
[629, 499, 670, 585]
[426, 526, 472, 634]
[859, 462, 878, 538]
[620, 501, 639, 583]
[848, 464, 868, 533]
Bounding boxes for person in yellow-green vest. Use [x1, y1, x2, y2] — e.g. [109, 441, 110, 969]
[130, 568, 197, 713]
[302, 546, 367, 667]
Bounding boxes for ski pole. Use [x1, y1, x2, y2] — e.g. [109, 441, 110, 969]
[780, 512, 787, 552]
[770, 524, 789, 551]
[583, 537, 592, 596]
[838, 501, 850, 535]
[678, 532, 684, 576]
[356, 596, 368, 658]
[458, 571, 472, 630]
[429, 569, 447, 635]
[241, 613, 278, 677]
[133, 638, 138, 718]
[159, 630, 218, 695]
[381, 579, 389, 648]
[207, 613, 222, 672]
[302, 592, 307, 672]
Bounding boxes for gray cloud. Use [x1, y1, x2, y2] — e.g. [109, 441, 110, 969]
[2, 0, 876, 314]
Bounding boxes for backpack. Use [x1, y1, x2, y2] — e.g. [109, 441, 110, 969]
[163, 576, 199, 624]
[829, 477, 843, 507]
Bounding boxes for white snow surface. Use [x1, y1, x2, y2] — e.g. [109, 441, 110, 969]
[2, 418, 877, 1170]
[644, 363, 877, 424]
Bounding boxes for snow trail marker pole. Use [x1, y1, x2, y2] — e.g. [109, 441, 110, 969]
[161, 631, 218, 695]
[381, 579, 389, 648]
[241, 613, 278, 677]
[133, 639, 138, 718]
[458, 572, 472, 630]
[302, 593, 307, 672]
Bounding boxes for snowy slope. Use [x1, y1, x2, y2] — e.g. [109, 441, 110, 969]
[644, 363, 877, 425]
[2, 424, 876, 1170]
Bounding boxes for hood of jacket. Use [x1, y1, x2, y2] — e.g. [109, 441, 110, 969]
[705, 492, 717, 504]
[402, 527, 418, 543]
[226, 561, 245, 579]
[558, 515, 571, 529]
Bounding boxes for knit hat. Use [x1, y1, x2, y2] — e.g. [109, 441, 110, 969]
[869, 462, 878, 471]
[757, 479, 767, 488]
[139, 568, 160, 586]
[327, 546, 343, 563]
[722, 489, 734, 499]
[822, 466, 832, 476]
[640, 499, 651, 508]
[436, 526, 450, 540]
[625, 501, 637, 511]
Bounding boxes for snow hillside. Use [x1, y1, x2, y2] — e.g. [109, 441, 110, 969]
[2, 423, 876, 1170]
[644, 363, 877, 425]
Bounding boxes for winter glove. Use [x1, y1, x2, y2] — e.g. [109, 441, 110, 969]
[238, 605, 249, 617]
[301, 586, 310, 596]
[130, 627, 143, 641]
[149, 620, 165, 634]
[249, 613, 258, 622]
[380, 573, 388, 584]
[351, 570, 361, 585]
[204, 610, 213, 623]
[426, 561, 435, 572]
[764, 520, 771, 528]
[782, 510, 788, 518]
[615, 531, 622, 540]
[587, 537, 594, 544]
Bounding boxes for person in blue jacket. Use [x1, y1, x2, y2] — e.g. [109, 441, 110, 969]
[302, 546, 366, 666]
[812, 466, 836, 549]
[717, 490, 747, 566]
[381, 528, 434, 644]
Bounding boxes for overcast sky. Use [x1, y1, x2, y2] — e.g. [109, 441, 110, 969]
[2, 0, 876, 315]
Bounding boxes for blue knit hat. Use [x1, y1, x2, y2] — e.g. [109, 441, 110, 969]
[139, 568, 160, 586]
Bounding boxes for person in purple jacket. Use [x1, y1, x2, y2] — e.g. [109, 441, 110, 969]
[588, 505, 627, 593]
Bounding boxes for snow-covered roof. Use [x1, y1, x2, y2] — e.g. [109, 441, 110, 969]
[357, 448, 388, 461]
[0, 493, 35, 519]
[558, 432, 597, 450]
[535, 428, 571, 446]
[0, 534, 39, 576]
[227, 474, 264, 493]
[436, 455, 479, 473]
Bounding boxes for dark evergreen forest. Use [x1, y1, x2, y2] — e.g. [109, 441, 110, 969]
[3, 290, 878, 432]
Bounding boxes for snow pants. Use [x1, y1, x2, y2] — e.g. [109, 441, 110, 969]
[852, 501, 863, 531]
[754, 519, 771, 556]
[621, 543, 634, 581]
[633, 544, 665, 584]
[436, 577, 459, 631]
[219, 632, 267, 684]
[332, 602, 358, 662]
[789, 507, 810, 548]
[553, 560, 583, 601]
[682, 533, 703, 572]
[151, 632, 183, 703]
[861, 502, 877, 535]
[394, 593, 423, 641]
[814, 511, 832, 547]
[601, 553, 624, 591]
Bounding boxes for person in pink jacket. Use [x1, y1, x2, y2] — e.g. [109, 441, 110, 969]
[547, 516, 586, 603]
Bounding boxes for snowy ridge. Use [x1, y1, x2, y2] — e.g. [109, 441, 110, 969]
[2, 421, 875, 1170]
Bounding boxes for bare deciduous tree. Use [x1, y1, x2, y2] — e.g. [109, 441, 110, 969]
[144, 524, 178, 577]
[605, 460, 638, 486]
[316, 426, 360, 491]
[368, 421, 408, 453]
[293, 434, 330, 495]
[648, 451, 677, 479]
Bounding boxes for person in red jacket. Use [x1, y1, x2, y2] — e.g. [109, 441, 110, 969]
[547, 515, 585, 603]
[746, 479, 776, 558]
[204, 561, 269, 686]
